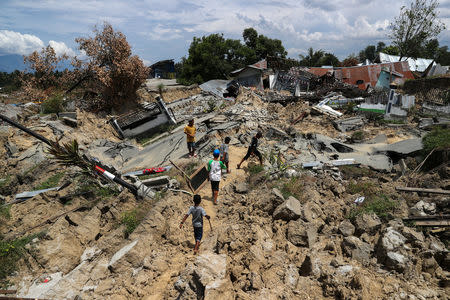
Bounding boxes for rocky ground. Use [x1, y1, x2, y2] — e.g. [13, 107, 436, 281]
[0, 85, 449, 299]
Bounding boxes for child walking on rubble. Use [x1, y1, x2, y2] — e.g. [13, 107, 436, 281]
[180, 194, 210, 255]
[237, 131, 263, 169]
[184, 118, 197, 157]
[219, 137, 231, 173]
[208, 149, 227, 205]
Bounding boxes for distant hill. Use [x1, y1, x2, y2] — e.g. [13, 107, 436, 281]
[0, 54, 26, 72]
[0, 54, 73, 73]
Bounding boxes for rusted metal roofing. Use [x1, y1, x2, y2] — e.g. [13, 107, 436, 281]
[251, 59, 267, 69]
[334, 62, 414, 90]
[307, 67, 333, 77]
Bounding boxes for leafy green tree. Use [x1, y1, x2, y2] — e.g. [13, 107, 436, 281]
[299, 48, 324, 67]
[178, 34, 246, 84]
[359, 45, 376, 62]
[318, 53, 340, 66]
[389, 0, 445, 60]
[422, 38, 440, 59]
[177, 28, 288, 84]
[382, 45, 400, 55]
[376, 42, 386, 53]
[243, 28, 287, 62]
[436, 45, 450, 65]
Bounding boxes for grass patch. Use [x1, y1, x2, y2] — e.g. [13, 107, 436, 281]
[0, 232, 45, 288]
[422, 126, 450, 153]
[34, 172, 64, 190]
[120, 191, 166, 238]
[0, 175, 11, 189]
[347, 194, 398, 221]
[120, 209, 142, 238]
[351, 131, 365, 141]
[340, 166, 372, 179]
[347, 180, 377, 197]
[280, 176, 303, 200]
[41, 93, 63, 114]
[248, 164, 265, 175]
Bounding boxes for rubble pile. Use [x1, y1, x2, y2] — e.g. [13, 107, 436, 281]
[0, 77, 449, 299]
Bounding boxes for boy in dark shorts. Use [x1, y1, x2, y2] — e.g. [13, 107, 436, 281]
[184, 119, 197, 157]
[208, 149, 227, 205]
[219, 137, 231, 173]
[179, 194, 210, 254]
[237, 131, 263, 169]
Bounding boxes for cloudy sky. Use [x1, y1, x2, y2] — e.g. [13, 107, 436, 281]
[0, 0, 449, 65]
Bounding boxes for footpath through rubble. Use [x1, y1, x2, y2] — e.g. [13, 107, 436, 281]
[0, 83, 448, 299]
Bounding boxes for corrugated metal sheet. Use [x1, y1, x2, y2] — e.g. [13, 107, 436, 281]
[379, 52, 434, 72]
[334, 62, 414, 90]
[307, 67, 333, 77]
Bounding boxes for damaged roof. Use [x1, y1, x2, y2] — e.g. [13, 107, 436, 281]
[334, 61, 414, 90]
[379, 52, 434, 72]
[307, 67, 333, 77]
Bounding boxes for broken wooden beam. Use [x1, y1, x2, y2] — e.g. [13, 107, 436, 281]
[410, 220, 450, 227]
[396, 187, 450, 195]
[0, 291, 16, 295]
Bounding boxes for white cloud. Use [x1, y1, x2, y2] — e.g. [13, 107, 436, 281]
[49, 40, 76, 57]
[0, 30, 44, 55]
[146, 24, 183, 41]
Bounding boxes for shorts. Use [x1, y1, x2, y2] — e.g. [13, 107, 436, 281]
[194, 226, 203, 241]
[243, 148, 262, 161]
[187, 142, 196, 152]
[210, 180, 220, 191]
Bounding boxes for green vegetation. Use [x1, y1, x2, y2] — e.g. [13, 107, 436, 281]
[0, 175, 11, 189]
[248, 164, 265, 175]
[0, 232, 45, 288]
[0, 71, 22, 93]
[280, 176, 303, 200]
[266, 150, 289, 172]
[178, 28, 287, 85]
[120, 191, 166, 238]
[345, 102, 357, 114]
[351, 131, 365, 141]
[422, 126, 450, 153]
[34, 172, 64, 190]
[347, 194, 398, 221]
[184, 160, 200, 176]
[340, 165, 373, 179]
[299, 47, 340, 67]
[120, 209, 141, 238]
[347, 180, 377, 197]
[41, 92, 64, 114]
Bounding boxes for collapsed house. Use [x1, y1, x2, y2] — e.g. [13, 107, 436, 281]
[109, 96, 176, 139]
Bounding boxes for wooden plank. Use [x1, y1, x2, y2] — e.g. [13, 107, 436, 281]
[404, 215, 450, 220]
[396, 187, 450, 195]
[0, 291, 16, 295]
[189, 164, 209, 194]
[413, 220, 450, 227]
[169, 159, 194, 193]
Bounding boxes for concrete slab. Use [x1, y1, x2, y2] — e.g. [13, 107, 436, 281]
[374, 138, 423, 155]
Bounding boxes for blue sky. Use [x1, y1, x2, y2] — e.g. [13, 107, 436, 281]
[0, 0, 449, 65]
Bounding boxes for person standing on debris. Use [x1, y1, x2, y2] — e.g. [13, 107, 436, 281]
[219, 137, 231, 173]
[180, 194, 210, 255]
[184, 119, 197, 158]
[237, 131, 263, 169]
[208, 149, 227, 205]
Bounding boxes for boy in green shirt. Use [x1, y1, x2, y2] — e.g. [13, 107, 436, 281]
[208, 149, 227, 205]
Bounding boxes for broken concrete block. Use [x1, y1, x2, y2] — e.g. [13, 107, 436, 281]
[273, 196, 302, 221]
[354, 213, 382, 236]
[234, 182, 248, 194]
[342, 236, 373, 264]
[141, 175, 170, 187]
[333, 117, 365, 132]
[338, 219, 355, 237]
[108, 240, 138, 271]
